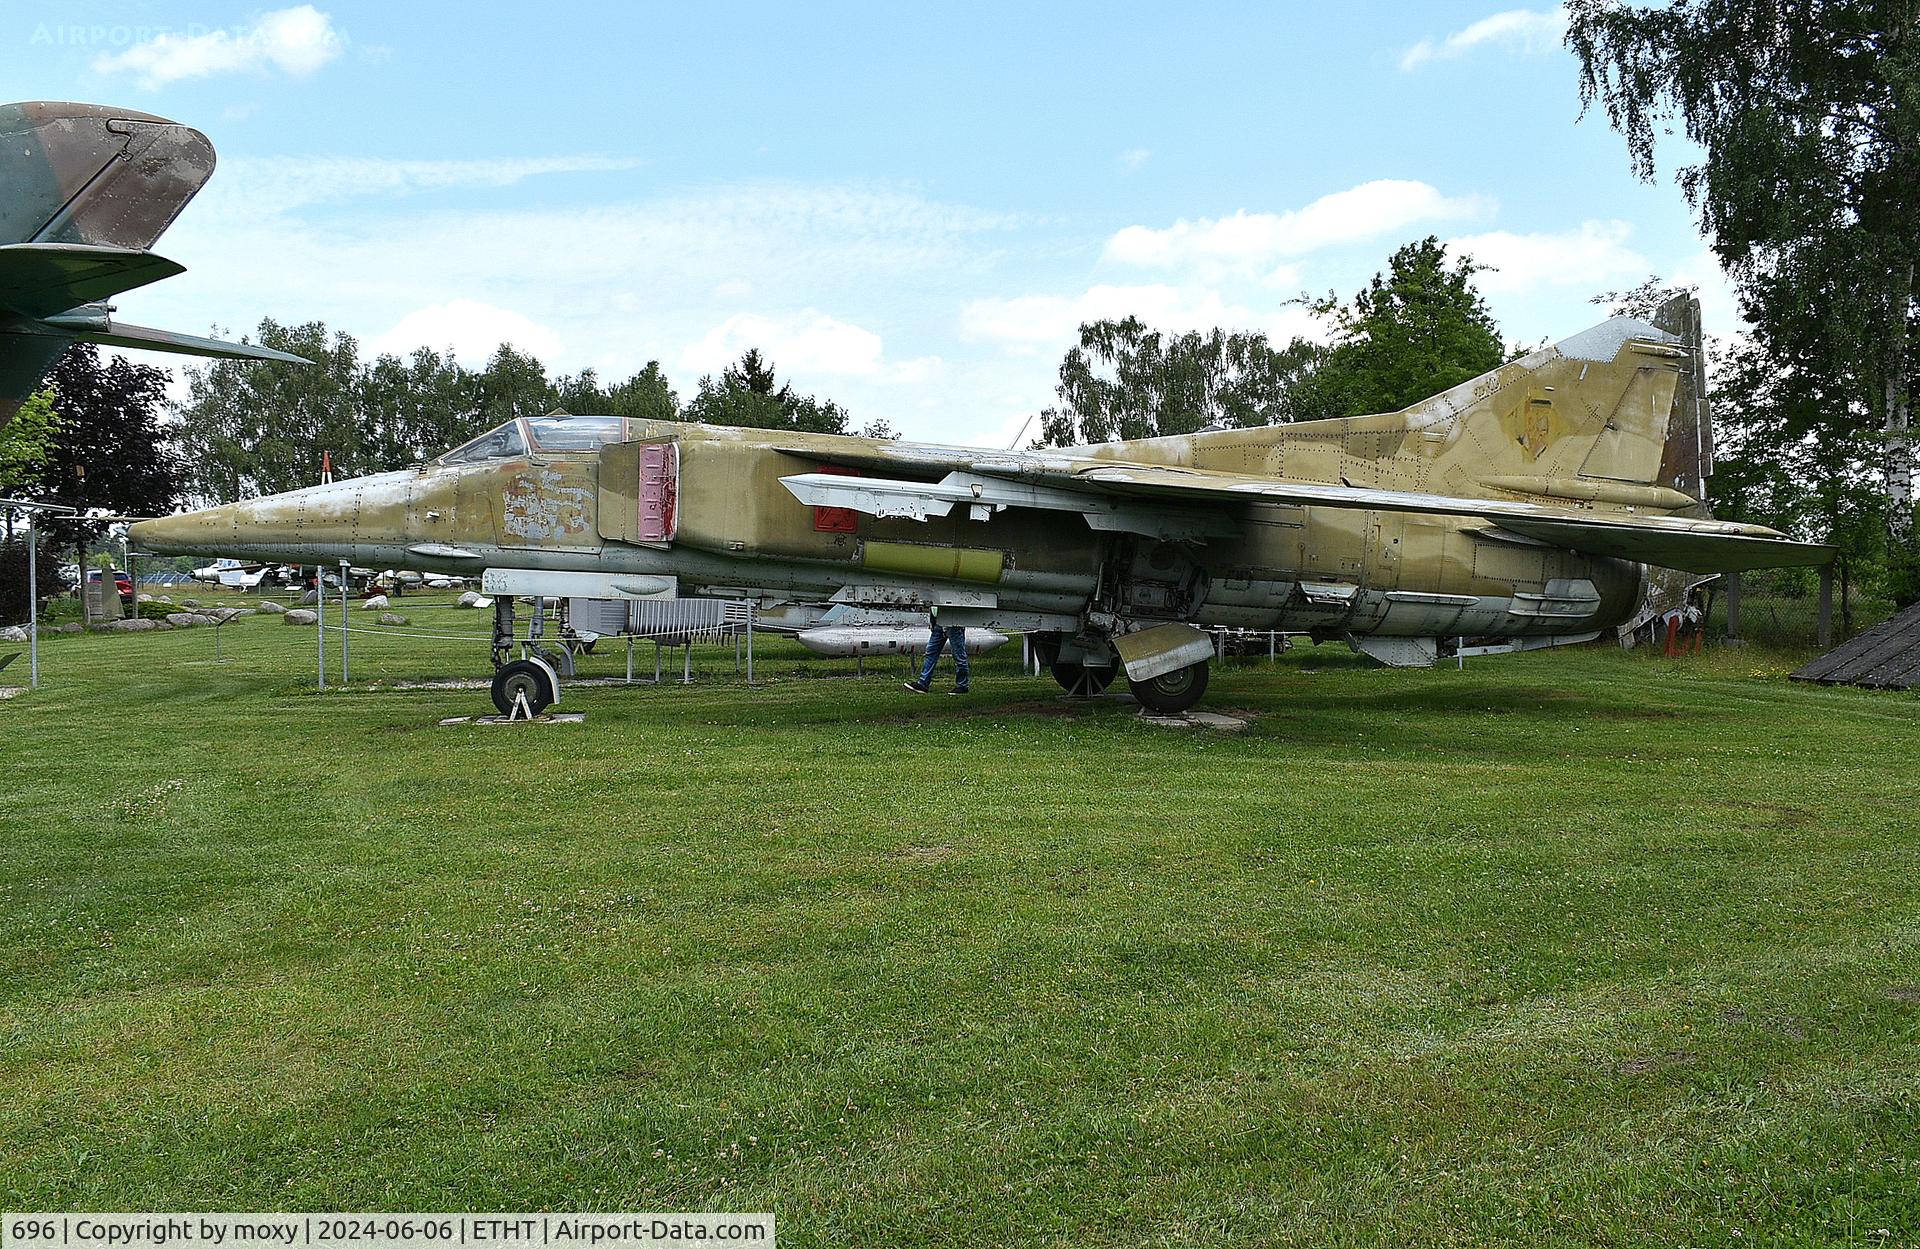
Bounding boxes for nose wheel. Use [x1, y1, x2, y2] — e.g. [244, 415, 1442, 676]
[491, 658, 559, 717]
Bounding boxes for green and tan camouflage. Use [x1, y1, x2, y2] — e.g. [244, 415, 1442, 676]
[0, 100, 306, 429]
[130, 294, 1830, 712]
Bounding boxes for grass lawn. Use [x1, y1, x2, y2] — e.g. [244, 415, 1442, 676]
[2, 596, 1918, 1247]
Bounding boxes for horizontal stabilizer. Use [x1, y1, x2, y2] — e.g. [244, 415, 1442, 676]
[1492, 518, 1832, 573]
[63, 320, 310, 364]
[0, 242, 183, 317]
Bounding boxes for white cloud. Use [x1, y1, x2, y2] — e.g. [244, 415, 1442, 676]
[961, 284, 1324, 351]
[681, 309, 940, 383]
[1400, 7, 1567, 71]
[1104, 180, 1488, 277]
[213, 154, 643, 214]
[93, 5, 346, 88]
[1446, 220, 1647, 294]
[370, 300, 564, 365]
[1117, 147, 1152, 172]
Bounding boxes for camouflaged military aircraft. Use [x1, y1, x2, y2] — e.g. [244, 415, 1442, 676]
[121, 291, 1830, 716]
[13, 107, 1824, 715]
[0, 101, 307, 430]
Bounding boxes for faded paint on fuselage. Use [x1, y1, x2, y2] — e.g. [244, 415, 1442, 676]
[130, 307, 1715, 649]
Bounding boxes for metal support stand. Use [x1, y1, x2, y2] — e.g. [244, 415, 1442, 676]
[25, 510, 38, 689]
[338, 559, 350, 684]
[746, 600, 755, 686]
[1817, 564, 1835, 649]
[1724, 571, 1742, 643]
[315, 567, 327, 689]
[681, 641, 692, 684]
[626, 635, 635, 684]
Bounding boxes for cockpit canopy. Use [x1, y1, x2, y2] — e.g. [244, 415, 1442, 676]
[435, 414, 631, 466]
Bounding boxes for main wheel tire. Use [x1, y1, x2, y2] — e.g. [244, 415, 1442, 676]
[1128, 660, 1210, 714]
[491, 658, 556, 716]
[1051, 659, 1117, 698]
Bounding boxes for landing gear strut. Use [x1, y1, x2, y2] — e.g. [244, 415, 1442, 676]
[489, 595, 563, 716]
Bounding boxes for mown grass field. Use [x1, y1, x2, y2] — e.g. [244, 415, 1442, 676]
[3, 596, 1918, 1247]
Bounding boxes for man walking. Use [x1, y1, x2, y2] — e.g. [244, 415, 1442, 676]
[905, 607, 969, 695]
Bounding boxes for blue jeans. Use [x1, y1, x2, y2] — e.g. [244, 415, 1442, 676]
[917, 625, 969, 690]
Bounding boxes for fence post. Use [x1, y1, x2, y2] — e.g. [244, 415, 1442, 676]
[1817, 563, 1835, 649]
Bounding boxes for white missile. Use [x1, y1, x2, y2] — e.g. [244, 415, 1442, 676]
[795, 625, 1009, 658]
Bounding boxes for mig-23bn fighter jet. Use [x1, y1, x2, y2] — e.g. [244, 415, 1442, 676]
[124, 294, 1829, 716]
[0, 101, 307, 431]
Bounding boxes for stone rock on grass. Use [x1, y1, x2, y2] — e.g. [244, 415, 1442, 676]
[0, 625, 25, 643]
[378, 612, 411, 626]
[57, 623, 84, 634]
[257, 599, 287, 613]
[361, 594, 390, 611]
[165, 613, 201, 627]
[106, 618, 158, 632]
[283, 609, 318, 626]
[180, 598, 201, 608]
[457, 591, 482, 608]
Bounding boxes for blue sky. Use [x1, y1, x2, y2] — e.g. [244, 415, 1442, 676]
[3, 2, 1729, 445]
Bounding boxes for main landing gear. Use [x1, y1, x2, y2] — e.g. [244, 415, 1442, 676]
[489, 595, 563, 716]
[1034, 633, 1212, 714]
[1127, 661, 1209, 714]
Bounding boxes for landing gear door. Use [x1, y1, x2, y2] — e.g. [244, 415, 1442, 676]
[598, 439, 678, 545]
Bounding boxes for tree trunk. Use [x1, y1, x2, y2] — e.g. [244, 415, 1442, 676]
[1886, 262, 1914, 543]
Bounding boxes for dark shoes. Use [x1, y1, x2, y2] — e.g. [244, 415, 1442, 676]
[904, 681, 930, 693]
[949, 687, 970, 696]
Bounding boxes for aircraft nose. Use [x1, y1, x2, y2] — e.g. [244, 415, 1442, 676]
[129, 476, 403, 562]
[129, 504, 244, 556]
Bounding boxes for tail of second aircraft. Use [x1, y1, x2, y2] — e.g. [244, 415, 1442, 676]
[0, 101, 305, 429]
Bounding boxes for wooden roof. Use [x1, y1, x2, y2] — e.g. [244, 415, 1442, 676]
[1792, 602, 1920, 689]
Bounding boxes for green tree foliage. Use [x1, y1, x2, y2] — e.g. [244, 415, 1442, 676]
[685, 349, 850, 434]
[34, 345, 179, 546]
[1035, 318, 1323, 446]
[1567, 0, 1918, 544]
[0, 537, 64, 625]
[1710, 333, 1890, 617]
[599, 362, 680, 423]
[362, 347, 482, 469]
[1287, 237, 1506, 422]
[0, 389, 60, 497]
[173, 319, 687, 504]
[174, 321, 367, 502]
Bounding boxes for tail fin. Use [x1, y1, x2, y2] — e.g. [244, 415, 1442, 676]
[1390, 295, 1717, 515]
[0, 101, 305, 430]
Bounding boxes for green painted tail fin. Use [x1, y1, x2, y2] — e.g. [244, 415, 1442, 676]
[0, 102, 307, 429]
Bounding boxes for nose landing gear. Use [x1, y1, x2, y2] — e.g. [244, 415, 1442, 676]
[492, 656, 559, 717]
